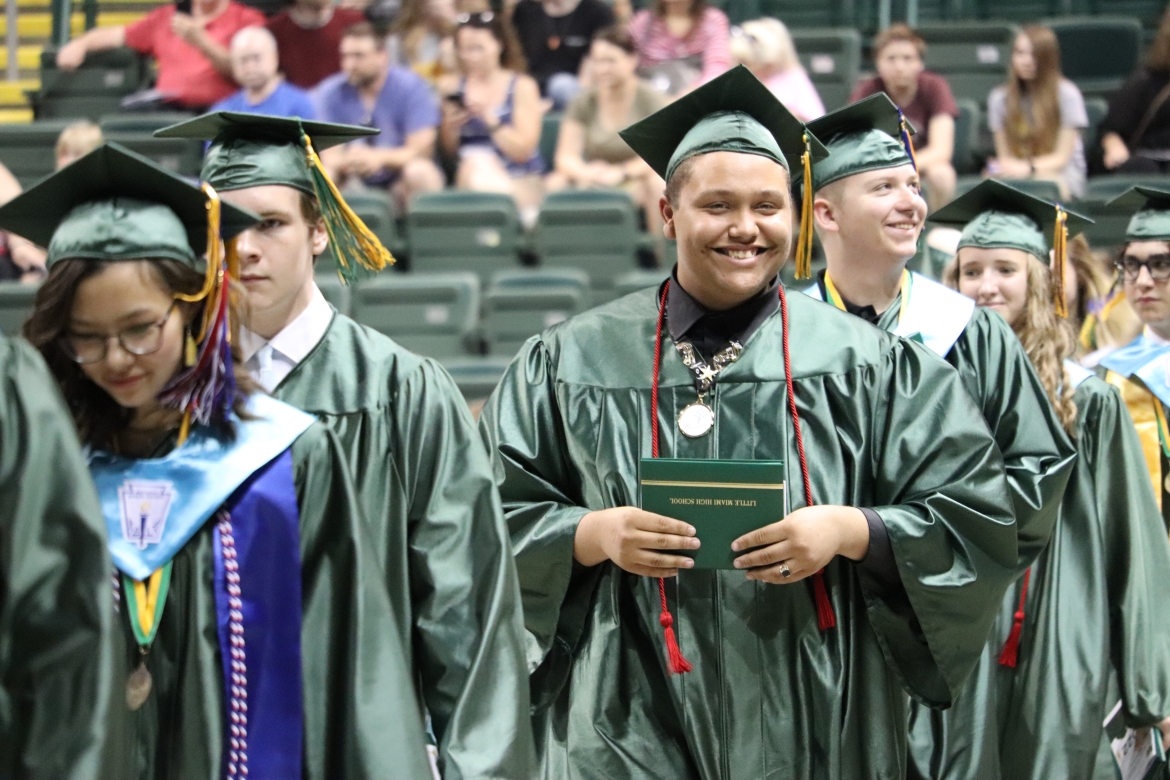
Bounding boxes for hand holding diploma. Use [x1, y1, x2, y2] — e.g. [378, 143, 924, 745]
[575, 507, 701, 577]
[731, 505, 871, 584]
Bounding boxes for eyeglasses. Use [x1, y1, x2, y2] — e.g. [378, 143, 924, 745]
[1116, 254, 1170, 283]
[456, 11, 494, 25]
[62, 301, 178, 365]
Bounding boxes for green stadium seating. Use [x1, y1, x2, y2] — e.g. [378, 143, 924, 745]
[533, 189, 641, 301]
[955, 175, 1060, 200]
[790, 28, 862, 112]
[1084, 96, 1108, 147]
[614, 268, 670, 298]
[101, 133, 203, 177]
[0, 119, 74, 188]
[917, 22, 1018, 105]
[314, 271, 352, 317]
[406, 191, 523, 282]
[953, 97, 981, 173]
[751, 0, 855, 28]
[98, 112, 196, 134]
[350, 271, 480, 358]
[483, 268, 589, 358]
[439, 357, 511, 401]
[0, 283, 38, 336]
[540, 112, 562, 170]
[317, 189, 402, 274]
[32, 47, 145, 120]
[973, 0, 1062, 24]
[1079, 175, 1170, 250]
[1045, 17, 1142, 99]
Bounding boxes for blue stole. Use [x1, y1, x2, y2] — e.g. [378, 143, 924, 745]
[89, 394, 315, 780]
[803, 271, 975, 358]
[1098, 332, 1170, 408]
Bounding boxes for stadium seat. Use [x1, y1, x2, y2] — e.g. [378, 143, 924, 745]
[917, 22, 1018, 105]
[790, 28, 862, 112]
[540, 112, 562, 170]
[533, 189, 641, 302]
[31, 47, 145, 120]
[1080, 175, 1170, 250]
[614, 268, 670, 298]
[973, 0, 1062, 25]
[483, 268, 589, 358]
[953, 98, 981, 173]
[1084, 96, 1108, 148]
[955, 175, 1060, 201]
[317, 189, 401, 274]
[101, 133, 203, 177]
[0, 119, 74, 188]
[99, 112, 197, 135]
[314, 271, 351, 317]
[747, 0, 853, 28]
[440, 357, 511, 402]
[0, 282, 38, 336]
[1044, 17, 1141, 99]
[350, 271, 480, 358]
[406, 191, 523, 283]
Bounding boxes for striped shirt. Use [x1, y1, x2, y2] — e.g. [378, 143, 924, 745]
[628, 6, 731, 88]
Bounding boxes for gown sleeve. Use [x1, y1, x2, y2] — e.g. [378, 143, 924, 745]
[0, 338, 114, 780]
[292, 421, 434, 780]
[392, 358, 536, 780]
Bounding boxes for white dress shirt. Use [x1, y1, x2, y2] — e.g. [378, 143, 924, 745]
[240, 284, 334, 393]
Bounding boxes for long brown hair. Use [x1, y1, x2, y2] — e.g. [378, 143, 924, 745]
[1067, 233, 1110, 324]
[1004, 25, 1063, 159]
[392, 0, 456, 66]
[1147, 5, 1170, 73]
[24, 258, 257, 452]
[651, 0, 706, 23]
[945, 251, 1078, 436]
[455, 12, 527, 72]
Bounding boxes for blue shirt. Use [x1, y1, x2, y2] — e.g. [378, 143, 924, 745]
[211, 80, 317, 119]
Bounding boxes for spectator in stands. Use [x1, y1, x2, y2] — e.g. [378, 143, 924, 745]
[439, 11, 545, 218]
[316, 22, 444, 206]
[390, 0, 458, 82]
[213, 27, 316, 118]
[729, 18, 823, 122]
[511, 0, 614, 110]
[55, 120, 103, 170]
[0, 163, 45, 283]
[267, 0, 365, 89]
[627, 0, 729, 96]
[851, 23, 957, 210]
[1099, 6, 1170, 175]
[547, 26, 664, 228]
[55, 0, 263, 110]
[986, 25, 1088, 200]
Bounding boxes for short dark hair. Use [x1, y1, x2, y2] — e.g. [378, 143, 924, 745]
[664, 157, 697, 207]
[342, 21, 386, 50]
[873, 23, 926, 59]
[593, 25, 637, 56]
[297, 190, 326, 260]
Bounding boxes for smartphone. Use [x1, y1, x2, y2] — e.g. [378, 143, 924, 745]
[445, 91, 466, 108]
[175, 0, 192, 14]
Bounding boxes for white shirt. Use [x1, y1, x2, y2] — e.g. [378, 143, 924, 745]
[1146, 326, 1170, 347]
[240, 284, 334, 392]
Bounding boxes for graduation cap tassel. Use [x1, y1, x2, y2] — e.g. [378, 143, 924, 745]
[1052, 206, 1069, 318]
[300, 129, 394, 285]
[898, 111, 918, 173]
[998, 567, 1031, 668]
[794, 133, 814, 280]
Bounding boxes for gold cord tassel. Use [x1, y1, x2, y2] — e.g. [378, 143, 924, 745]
[1053, 206, 1068, 318]
[795, 133, 814, 280]
[301, 132, 394, 285]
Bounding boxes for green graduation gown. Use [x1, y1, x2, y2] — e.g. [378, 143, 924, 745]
[271, 311, 536, 780]
[107, 418, 434, 780]
[906, 369, 1170, 780]
[479, 287, 1020, 780]
[0, 337, 113, 780]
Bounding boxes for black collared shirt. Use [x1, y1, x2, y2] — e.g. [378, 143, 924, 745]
[815, 270, 882, 325]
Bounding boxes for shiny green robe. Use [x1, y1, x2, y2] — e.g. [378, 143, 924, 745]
[272, 311, 536, 780]
[0, 338, 113, 780]
[479, 287, 1020, 780]
[906, 375, 1170, 780]
[107, 420, 434, 780]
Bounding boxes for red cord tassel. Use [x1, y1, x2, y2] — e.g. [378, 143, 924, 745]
[812, 571, 836, 630]
[658, 577, 693, 674]
[998, 568, 1031, 668]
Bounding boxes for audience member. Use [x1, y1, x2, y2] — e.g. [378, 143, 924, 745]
[55, 120, 103, 170]
[987, 25, 1088, 200]
[547, 26, 664, 229]
[439, 12, 545, 216]
[390, 0, 458, 82]
[212, 27, 316, 118]
[55, 0, 263, 110]
[0, 162, 44, 283]
[850, 23, 957, 209]
[267, 0, 365, 89]
[316, 22, 444, 205]
[627, 0, 730, 96]
[729, 18, 823, 121]
[511, 0, 614, 110]
[1099, 6, 1170, 175]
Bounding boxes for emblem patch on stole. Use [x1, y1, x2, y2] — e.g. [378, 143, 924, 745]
[118, 480, 175, 550]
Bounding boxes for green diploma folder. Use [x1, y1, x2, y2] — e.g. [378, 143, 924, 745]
[639, 458, 787, 569]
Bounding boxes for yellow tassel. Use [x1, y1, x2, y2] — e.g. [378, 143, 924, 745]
[184, 330, 196, 367]
[1053, 206, 1068, 318]
[795, 132, 814, 280]
[174, 184, 226, 340]
[301, 132, 394, 285]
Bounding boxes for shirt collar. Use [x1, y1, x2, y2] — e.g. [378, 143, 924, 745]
[663, 266, 780, 345]
[1146, 326, 1170, 346]
[240, 283, 334, 366]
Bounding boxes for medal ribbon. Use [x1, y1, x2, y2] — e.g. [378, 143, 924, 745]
[122, 562, 174, 647]
[1155, 400, 1170, 459]
[824, 269, 912, 325]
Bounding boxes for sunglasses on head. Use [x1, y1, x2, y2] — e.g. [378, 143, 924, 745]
[456, 11, 494, 25]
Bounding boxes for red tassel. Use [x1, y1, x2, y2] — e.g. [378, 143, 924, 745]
[998, 568, 1031, 668]
[658, 576, 693, 674]
[813, 570, 836, 630]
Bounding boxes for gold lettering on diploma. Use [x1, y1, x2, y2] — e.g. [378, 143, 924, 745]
[668, 497, 757, 506]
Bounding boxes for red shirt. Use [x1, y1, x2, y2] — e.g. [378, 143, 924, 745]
[849, 71, 958, 149]
[266, 7, 365, 89]
[124, 1, 265, 109]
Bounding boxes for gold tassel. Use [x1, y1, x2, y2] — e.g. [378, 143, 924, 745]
[1053, 206, 1068, 318]
[184, 330, 196, 367]
[301, 131, 394, 285]
[795, 132, 814, 280]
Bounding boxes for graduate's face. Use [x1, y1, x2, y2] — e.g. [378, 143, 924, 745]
[814, 164, 926, 265]
[955, 246, 1031, 328]
[1122, 240, 1170, 329]
[662, 152, 793, 311]
[222, 185, 327, 339]
[70, 261, 186, 410]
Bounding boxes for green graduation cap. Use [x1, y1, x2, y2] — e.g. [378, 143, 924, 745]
[806, 93, 917, 192]
[929, 179, 1092, 316]
[155, 111, 392, 281]
[0, 141, 259, 268]
[618, 65, 829, 278]
[1105, 186, 1170, 243]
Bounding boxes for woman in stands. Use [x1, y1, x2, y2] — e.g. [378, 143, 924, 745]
[546, 26, 665, 232]
[439, 10, 545, 220]
[390, 0, 458, 83]
[627, 0, 729, 95]
[1099, 5, 1170, 175]
[728, 17, 823, 121]
[985, 24, 1089, 199]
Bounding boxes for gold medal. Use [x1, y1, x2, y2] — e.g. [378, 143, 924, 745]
[678, 400, 715, 437]
[126, 660, 152, 711]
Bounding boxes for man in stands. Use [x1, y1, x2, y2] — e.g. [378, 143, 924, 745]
[212, 26, 316, 118]
[850, 23, 958, 210]
[315, 22, 444, 205]
[55, 0, 263, 111]
[267, 0, 365, 89]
